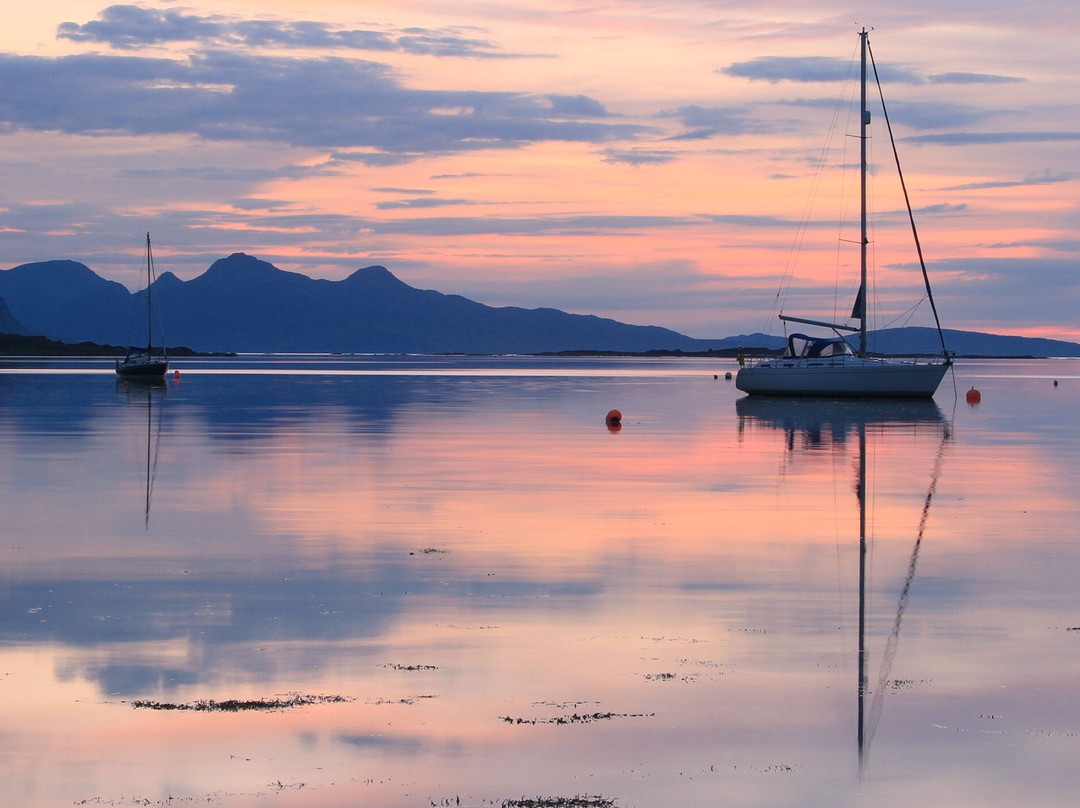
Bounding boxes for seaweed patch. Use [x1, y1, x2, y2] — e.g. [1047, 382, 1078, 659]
[501, 796, 617, 808]
[131, 693, 350, 712]
[499, 711, 653, 725]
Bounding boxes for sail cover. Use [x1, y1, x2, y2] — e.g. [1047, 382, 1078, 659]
[786, 333, 855, 359]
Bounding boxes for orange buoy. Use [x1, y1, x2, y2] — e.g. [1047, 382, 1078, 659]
[965, 386, 981, 404]
[605, 409, 622, 431]
[173, 369, 181, 380]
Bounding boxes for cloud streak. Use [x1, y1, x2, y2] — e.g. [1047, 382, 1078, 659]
[928, 71, 1025, 85]
[0, 51, 647, 155]
[57, 4, 519, 59]
[904, 131, 1080, 146]
[943, 171, 1072, 191]
[721, 55, 922, 85]
[1, 3, 1078, 341]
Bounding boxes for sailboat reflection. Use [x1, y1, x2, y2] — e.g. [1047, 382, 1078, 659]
[117, 377, 167, 525]
[736, 396, 949, 769]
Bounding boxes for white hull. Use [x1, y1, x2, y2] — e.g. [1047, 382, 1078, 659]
[735, 356, 949, 398]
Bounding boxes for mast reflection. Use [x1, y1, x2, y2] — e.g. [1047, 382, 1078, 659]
[735, 396, 949, 769]
[117, 377, 167, 526]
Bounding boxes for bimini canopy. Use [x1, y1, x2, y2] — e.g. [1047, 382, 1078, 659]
[786, 333, 855, 359]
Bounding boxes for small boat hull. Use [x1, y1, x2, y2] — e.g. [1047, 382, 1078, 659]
[735, 357, 949, 398]
[116, 354, 169, 378]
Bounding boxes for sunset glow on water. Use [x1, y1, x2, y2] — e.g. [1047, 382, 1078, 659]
[2, 357, 1078, 806]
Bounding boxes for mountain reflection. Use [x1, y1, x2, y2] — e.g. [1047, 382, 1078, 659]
[4, 361, 1079, 808]
[1, 567, 604, 696]
[1, 365, 630, 699]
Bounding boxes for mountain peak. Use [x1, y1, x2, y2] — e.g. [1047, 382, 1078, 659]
[10, 259, 98, 281]
[194, 253, 317, 291]
[350, 264, 390, 276]
[343, 264, 410, 290]
[204, 252, 280, 276]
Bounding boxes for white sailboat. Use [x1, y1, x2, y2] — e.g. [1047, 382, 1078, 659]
[736, 29, 951, 398]
[116, 232, 169, 378]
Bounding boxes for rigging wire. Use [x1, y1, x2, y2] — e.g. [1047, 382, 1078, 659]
[760, 37, 862, 338]
[862, 420, 951, 752]
[756, 32, 951, 358]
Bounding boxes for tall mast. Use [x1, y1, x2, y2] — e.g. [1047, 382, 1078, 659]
[859, 28, 869, 357]
[145, 232, 154, 350]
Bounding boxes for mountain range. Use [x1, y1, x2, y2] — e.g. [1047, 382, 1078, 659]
[2, 253, 1079, 357]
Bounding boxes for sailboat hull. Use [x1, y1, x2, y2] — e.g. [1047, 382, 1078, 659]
[116, 354, 169, 378]
[736, 356, 949, 398]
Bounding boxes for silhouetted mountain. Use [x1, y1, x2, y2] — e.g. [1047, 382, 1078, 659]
[0, 296, 32, 335]
[1, 254, 727, 353]
[2, 254, 1078, 356]
[871, 327, 1080, 358]
[739, 328, 1080, 358]
[0, 260, 135, 344]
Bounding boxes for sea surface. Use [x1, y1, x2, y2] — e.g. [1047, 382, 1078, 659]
[1, 356, 1077, 807]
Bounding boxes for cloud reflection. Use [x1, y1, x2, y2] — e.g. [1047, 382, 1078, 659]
[3, 361, 1080, 806]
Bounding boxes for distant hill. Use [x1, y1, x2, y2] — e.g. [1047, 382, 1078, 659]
[0, 332, 210, 357]
[870, 327, 1080, 358]
[0, 254, 729, 354]
[0, 260, 134, 344]
[0, 295, 31, 335]
[2, 254, 1078, 356]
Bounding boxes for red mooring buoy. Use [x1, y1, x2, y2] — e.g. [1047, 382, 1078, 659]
[606, 409, 622, 431]
[965, 387, 981, 404]
[173, 369, 181, 381]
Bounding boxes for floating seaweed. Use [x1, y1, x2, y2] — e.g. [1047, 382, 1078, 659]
[643, 672, 678, 681]
[531, 700, 599, 710]
[131, 693, 349, 712]
[370, 695, 438, 705]
[885, 678, 933, 691]
[640, 634, 708, 643]
[501, 796, 617, 808]
[499, 711, 653, 725]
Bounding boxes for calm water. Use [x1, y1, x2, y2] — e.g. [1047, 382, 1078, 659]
[1, 356, 1077, 807]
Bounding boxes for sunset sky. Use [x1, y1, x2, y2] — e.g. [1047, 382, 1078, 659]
[1, 1, 1077, 341]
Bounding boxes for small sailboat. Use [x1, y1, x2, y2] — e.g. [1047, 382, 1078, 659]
[736, 29, 951, 398]
[116, 232, 169, 378]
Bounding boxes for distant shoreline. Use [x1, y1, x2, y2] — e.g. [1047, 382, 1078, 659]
[537, 349, 1053, 360]
[0, 332, 232, 357]
[0, 332, 1063, 360]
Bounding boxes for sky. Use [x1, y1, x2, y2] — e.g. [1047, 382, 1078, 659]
[1, 1, 1078, 341]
